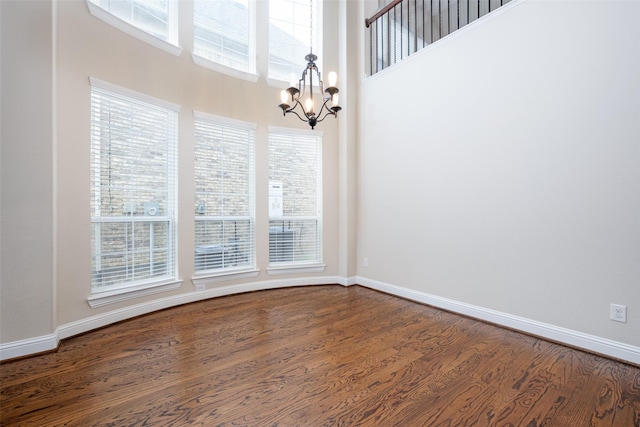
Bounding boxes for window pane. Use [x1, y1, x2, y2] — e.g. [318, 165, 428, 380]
[269, 219, 319, 263]
[90, 0, 171, 41]
[194, 115, 255, 273]
[91, 221, 172, 289]
[269, 0, 321, 81]
[194, 0, 251, 72]
[194, 219, 253, 270]
[268, 130, 322, 264]
[90, 82, 178, 292]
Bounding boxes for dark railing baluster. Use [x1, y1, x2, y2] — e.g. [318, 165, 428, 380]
[429, 0, 433, 45]
[371, 22, 373, 75]
[416, 0, 427, 50]
[388, 9, 391, 68]
[438, 0, 442, 40]
[399, 2, 403, 61]
[413, 0, 418, 52]
[448, 0, 451, 34]
[365, 0, 512, 76]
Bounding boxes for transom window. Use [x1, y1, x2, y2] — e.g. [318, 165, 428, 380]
[87, 0, 179, 54]
[269, 0, 322, 82]
[193, 0, 255, 74]
[87, 1, 324, 78]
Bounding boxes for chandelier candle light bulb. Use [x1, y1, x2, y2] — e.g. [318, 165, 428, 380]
[328, 71, 337, 88]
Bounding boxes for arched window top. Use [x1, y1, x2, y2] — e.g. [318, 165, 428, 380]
[87, 0, 181, 56]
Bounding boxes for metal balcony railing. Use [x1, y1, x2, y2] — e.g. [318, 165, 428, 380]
[366, 0, 512, 76]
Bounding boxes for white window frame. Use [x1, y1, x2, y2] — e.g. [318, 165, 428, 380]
[88, 77, 181, 308]
[267, 126, 324, 275]
[192, 0, 258, 82]
[86, 0, 182, 56]
[192, 111, 258, 286]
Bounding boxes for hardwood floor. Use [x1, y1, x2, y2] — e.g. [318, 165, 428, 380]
[1, 285, 639, 426]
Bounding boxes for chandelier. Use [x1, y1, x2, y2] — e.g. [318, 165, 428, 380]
[278, 0, 340, 129]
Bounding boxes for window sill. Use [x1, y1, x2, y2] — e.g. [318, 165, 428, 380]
[192, 268, 260, 289]
[87, 279, 183, 308]
[267, 263, 326, 275]
[86, 1, 182, 57]
[266, 76, 290, 89]
[192, 54, 259, 83]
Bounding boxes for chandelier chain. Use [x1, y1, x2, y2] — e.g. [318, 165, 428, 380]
[309, 0, 313, 53]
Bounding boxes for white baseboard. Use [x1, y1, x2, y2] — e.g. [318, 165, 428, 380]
[61, 275, 347, 341]
[2, 275, 638, 365]
[339, 275, 358, 286]
[0, 276, 346, 361]
[0, 332, 59, 361]
[356, 276, 640, 365]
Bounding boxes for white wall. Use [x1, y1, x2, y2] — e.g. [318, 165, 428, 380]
[1, 1, 55, 344]
[358, 0, 640, 350]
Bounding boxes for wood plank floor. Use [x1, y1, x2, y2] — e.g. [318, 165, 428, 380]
[1, 285, 639, 426]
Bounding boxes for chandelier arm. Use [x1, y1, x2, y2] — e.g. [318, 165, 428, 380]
[290, 98, 310, 118]
[284, 107, 310, 123]
[315, 111, 336, 123]
[315, 99, 335, 120]
[315, 106, 337, 124]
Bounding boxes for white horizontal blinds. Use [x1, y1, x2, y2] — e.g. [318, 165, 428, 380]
[90, 83, 178, 292]
[194, 115, 255, 273]
[268, 0, 321, 81]
[194, 0, 251, 72]
[90, 0, 171, 42]
[268, 130, 322, 264]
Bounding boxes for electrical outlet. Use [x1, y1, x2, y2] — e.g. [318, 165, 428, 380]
[610, 304, 627, 323]
[195, 283, 206, 292]
[363, 257, 369, 267]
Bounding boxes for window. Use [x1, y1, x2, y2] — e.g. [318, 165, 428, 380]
[87, 0, 180, 54]
[193, 0, 255, 76]
[194, 113, 256, 274]
[90, 79, 178, 294]
[268, 127, 322, 266]
[269, 0, 322, 82]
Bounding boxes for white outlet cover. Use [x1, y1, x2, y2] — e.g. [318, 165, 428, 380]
[610, 304, 627, 323]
